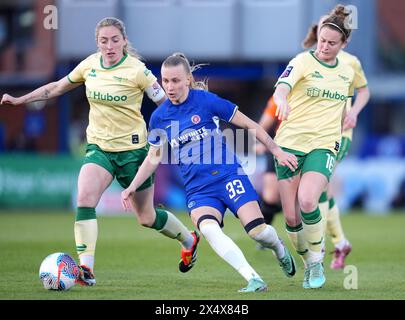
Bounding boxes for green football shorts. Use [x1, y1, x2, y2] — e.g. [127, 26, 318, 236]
[275, 147, 336, 181]
[82, 143, 154, 191]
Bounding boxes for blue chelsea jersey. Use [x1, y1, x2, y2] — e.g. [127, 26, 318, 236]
[148, 89, 242, 194]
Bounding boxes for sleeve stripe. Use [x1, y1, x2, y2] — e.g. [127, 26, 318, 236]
[67, 75, 82, 84]
[275, 81, 292, 90]
[228, 105, 239, 122]
[148, 141, 163, 147]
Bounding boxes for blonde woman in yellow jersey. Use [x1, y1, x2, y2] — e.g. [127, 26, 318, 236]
[273, 7, 354, 289]
[302, 10, 370, 270]
[0, 17, 200, 285]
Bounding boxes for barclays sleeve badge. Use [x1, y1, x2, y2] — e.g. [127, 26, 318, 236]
[280, 65, 293, 78]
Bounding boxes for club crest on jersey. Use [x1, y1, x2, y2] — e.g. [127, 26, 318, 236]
[191, 115, 201, 124]
[280, 65, 293, 78]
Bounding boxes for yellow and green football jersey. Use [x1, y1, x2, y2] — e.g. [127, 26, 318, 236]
[338, 50, 368, 140]
[68, 52, 157, 152]
[275, 50, 354, 155]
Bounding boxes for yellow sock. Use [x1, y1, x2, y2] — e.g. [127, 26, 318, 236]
[301, 208, 323, 254]
[153, 208, 194, 248]
[286, 223, 308, 266]
[327, 198, 346, 246]
[75, 207, 98, 271]
[318, 191, 329, 237]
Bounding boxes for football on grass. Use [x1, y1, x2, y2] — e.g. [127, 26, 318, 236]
[39, 252, 79, 291]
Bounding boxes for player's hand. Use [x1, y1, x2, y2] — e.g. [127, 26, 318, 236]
[275, 100, 291, 121]
[273, 148, 298, 172]
[1, 94, 22, 106]
[254, 141, 267, 155]
[343, 109, 358, 131]
[121, 187, 135, 211]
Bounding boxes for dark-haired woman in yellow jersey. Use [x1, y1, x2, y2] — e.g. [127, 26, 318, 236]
[273, 6, 354, 289]
[1, 17, 199, 285]
[302, 12, 370, 270]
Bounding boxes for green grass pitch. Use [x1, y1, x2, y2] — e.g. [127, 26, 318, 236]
[0, 210, 404, 300]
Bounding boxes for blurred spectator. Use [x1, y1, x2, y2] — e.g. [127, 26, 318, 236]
[8, 131, 37, 151]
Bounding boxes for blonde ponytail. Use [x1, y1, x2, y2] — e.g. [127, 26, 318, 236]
[163, 52, 209, 90]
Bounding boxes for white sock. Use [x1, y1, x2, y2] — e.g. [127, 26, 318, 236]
[335, 238, 349, 251]
[306, 250, 323, 265]
[251, 225, 285, 259]
[79, 255, 94, 272]
[200, 221, 261, 281]
[182, 236, 195, 250]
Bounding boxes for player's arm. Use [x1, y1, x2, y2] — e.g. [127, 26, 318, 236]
[343, 86, 370, 131]
[273, 83, 292, 120]
[121, 145, 163, 210]
[0, 77, 81, 106]
[231, 110, 297, 171]
[144, 81, 167, 106]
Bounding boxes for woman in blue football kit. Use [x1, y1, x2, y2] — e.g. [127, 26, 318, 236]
[121, 53, 298, 292]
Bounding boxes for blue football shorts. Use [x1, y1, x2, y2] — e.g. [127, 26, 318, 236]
[185, 173, 259, 218]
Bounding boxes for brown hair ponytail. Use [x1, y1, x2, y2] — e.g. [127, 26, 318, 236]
[302, 24, 318, 49]
[321, 4, 352, 41]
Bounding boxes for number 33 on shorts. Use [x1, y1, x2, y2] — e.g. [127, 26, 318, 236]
[226, 179, 246, 199]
